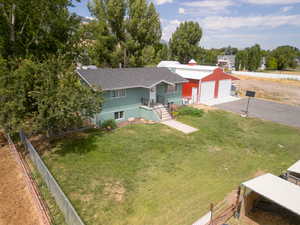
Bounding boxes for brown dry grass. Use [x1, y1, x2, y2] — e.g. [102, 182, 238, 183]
[0, 145, 44, 225]
[234, 76, 300, 106]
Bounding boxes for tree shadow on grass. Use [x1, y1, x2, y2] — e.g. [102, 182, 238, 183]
[53, 130, 104, 156]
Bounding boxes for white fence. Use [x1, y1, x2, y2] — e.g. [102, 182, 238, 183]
[19, 131, 85, 225]
[232, 71, 300, 81]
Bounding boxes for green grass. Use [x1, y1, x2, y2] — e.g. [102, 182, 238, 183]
[42, 110, 300, 225]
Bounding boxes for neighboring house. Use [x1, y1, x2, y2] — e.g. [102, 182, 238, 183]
[259, 57, 266, 70]
[158, 60, 239, 105]
[217, 55, 236, 71]
[77, 67, 187, 125]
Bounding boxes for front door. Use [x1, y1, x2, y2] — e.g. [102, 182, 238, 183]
[192, 87, 198, 104]
[149, 86, 156, 104]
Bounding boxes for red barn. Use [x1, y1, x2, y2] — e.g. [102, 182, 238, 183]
[181, 68, 239, 105]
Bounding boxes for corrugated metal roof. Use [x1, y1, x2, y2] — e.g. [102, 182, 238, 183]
[157, 61, 218, 71]
[242, 173, 300, 216]
[77, 67, 187, 91]
[288, 160, 300, 174]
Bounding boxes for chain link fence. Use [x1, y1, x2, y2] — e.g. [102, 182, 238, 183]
[20, 131, 85, 225]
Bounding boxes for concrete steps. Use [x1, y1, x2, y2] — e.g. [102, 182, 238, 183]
[153, 104, 172, 121]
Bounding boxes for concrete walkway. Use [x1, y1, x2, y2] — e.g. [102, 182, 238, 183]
[161, 120, 198, 134]
[200, 96, 240, 106]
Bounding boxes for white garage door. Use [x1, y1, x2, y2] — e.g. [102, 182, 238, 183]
[218, 79, 232, 98]
[200, 81, 215, 101]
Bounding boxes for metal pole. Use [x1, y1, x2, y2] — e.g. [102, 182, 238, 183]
[245, 96, 251, 117]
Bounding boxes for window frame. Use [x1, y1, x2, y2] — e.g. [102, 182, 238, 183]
[165, 84, 178, 93]
[111, 89, 126, 98]
[114, 111, 125, 120]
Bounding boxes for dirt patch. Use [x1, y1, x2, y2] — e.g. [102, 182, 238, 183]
[207, 146, 222, 153]
[104, 181, 126, 202]
[235, 76, 300, 106]
[0, 145, 44, 225]
[242, 210, 296, 225]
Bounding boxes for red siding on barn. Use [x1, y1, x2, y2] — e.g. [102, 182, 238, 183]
[182, 79, 199, 98]
[181, 68, 239, 101]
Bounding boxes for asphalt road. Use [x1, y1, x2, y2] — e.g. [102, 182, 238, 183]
[216, 98, 300, 128]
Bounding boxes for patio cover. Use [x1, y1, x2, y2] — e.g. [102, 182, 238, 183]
[287, 160, 300, 174]
[242, 173, 300, 216]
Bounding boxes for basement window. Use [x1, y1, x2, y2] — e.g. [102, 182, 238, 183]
[114, 111, 124, 120]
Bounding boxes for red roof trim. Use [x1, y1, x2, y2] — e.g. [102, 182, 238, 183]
[201, 68, 239, 82]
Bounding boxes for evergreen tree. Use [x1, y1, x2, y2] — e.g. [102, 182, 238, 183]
[169, 21, 202, 63]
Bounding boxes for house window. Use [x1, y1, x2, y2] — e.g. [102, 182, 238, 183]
[165, 84, 178, 93]
[112, 89, 126, 98]
[114, 111, 124, 120]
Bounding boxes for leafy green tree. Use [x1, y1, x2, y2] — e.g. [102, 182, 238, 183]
[0, 57, 102, 135]
[271, 46, 298, 70]
[266, 56, 277, 70]
[0, 57, 26, 132]
[235, 44, 262, 71]
[0, 0, 80, 59]
[157, 43, 170, 61]
[169, 21, 202, 63]
[126, 0, 161, 66]
[87, 0, 161, 67]
[141, 46, 156, 65]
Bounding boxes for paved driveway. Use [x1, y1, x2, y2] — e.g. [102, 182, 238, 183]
[216, 98, 300, 128]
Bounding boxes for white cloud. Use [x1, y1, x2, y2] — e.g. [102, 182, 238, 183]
[181, 0, 234, 13]
[179, 8, 185, 14]
[281, 6, 294, 12]
[161, 19, 182, 41]
[155, 0, 173, 5]
[244, 0, 300, 4]
[200, 14, 300, 30]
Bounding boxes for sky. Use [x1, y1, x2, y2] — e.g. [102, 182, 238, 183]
[69, 0, 300, 50]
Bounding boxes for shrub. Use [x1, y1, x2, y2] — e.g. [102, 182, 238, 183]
[177, 106, 204, 117]
[101, 119, 117, 131]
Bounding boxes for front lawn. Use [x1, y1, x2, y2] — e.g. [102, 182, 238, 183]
[42, 110, 300, 225]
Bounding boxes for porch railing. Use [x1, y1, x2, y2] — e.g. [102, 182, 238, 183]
[141, 97, 155, 108]
[157, 95, 166, 105]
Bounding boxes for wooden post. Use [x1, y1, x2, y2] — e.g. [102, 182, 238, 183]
[210, 203, 214, 225]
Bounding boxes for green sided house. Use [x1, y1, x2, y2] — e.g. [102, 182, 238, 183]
[76, 67, 187, 125]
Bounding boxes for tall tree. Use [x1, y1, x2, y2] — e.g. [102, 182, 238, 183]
[270, 46, 298, 70]
[86, 0, 161, 67]
[0, 1, 103, 135]
[0, 0, 80, 59]
[169, 21, 202, 63]
[0, 56, 102, 135]
[235, 44, 262, 71]
[126, 0, 161, 66]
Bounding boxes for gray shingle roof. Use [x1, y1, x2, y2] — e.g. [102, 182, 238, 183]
[77, 67, 187, 90]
